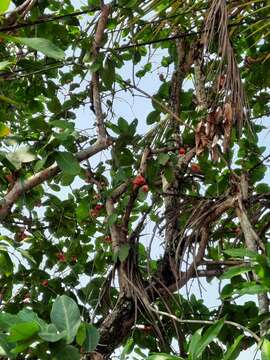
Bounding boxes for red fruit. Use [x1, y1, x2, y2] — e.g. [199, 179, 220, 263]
[5, 174, 14, 183]
[132, 175, 146, 189]
[42, 280, 49, 287]
[142, 184, 149, 193]
[234, 227, 241, 235]
[71, 255, 77, 263]
[190, 163, 201, 173]
[104, 235, 112, 243]
[94, 204, 103, 211]
[17, 231, 28, 242]
[142, 325, 152, 333]
[178, 147, 186, 156]
[90, 209, 99, 217]
[218, 74, 226, 90]
[56, 252, 66, 262]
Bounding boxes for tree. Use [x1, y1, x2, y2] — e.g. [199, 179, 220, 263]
[0, 0, 269, 358]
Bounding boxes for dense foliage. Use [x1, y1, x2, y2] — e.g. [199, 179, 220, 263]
[0, 0, 270, 359]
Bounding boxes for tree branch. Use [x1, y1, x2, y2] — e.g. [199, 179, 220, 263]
[0, 139, 110, 220]
[91, 5, 111, 139]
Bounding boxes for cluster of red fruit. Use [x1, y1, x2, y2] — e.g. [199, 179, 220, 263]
[132, 175, 148, 192]
[103, 235, 112, 243]
[178, 147, 186, 156]
[89, 204, 103, 217]
[56, 253, 77, 263]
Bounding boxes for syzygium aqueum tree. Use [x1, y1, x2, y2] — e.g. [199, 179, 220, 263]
[0, 0, 270, 359]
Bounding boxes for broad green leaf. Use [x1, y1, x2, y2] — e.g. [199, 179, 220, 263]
[220, 264, 252, 279]
[39, 324, 66, 342]
[0, 334, 15, 358]
[56, 152, 81, 176]
[237, 283, 268, 295]
[262, 339, 270, 360]
[82, 323, 100, 352]
[0, 60, 12, 71]
[8, 321, 40, 342]
[0, 252, 13, 276]
[52, 345, 80, 360]
[147, 354, 184, 360]
[0, 313, 21, 331]
[6, 146, 35, 169]
[0, 95, 19, 106]
[221, 284, 234, 299]
[11, 339, 34, 355]
[76, 323, 86, 346]
[121, 338, 134, 359]
[50, 295, 81, 344]
[0, 0, 11, 14]
[118, 244, 130, 262]
[17, 249, 37, 265]
[146, 110, 160, 125]
[10, 36, 65, 60]
[158, 153, 170, 165]
[194, 319, 224, 358]
[118, 117, 129, 133]
[224, 248, 258, 259]
[0, 123, 10, 137]
[223, 335, 243, 360]
[188, 328, 202, 359]
[17, 309, 46, 329]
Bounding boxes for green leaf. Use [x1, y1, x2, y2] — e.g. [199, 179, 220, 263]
[8, 321, 40, 342]
[102, 57, 115, 89]
[237, 283, 268, 296]
[220, 284, 234, 299]
[146, 110, 160, 125]
[262, 339, 270, 360]
[158, 153, 170, 166]
[118, 244, 130, 262]
[121, 338, 134, 359]
[82, 324, 100, 352]
[0, 123, 10, 137]
[50, 295, 81, 344]
[0, 313, 22, 331]
[0, 334, 15, 358]
[17, 309, 46, 329]
[0, 60, 12, 71]
[118, 117, 129, 133]
[0, 252, 13, 276]
[147, 354, 184, 360]
[76, 323, 86, 346]
[6, 147, 35, 170]
[194, 319, 224, 358]
[108, 213, 118, 226]
[163, 165, 175, 183]
[223, 335, 243, 360]
[10, 36, 65, 60]
[256, 183, 270, 193]
[39, 324, 66, 342]
[52, 345, 80, 360]
[188, 329, 202, 359]
[0, 94, 19, 106]
[17, 249, 37, 265]
[220, 265, 252, 279]
[224, 248, 258, 258]
[56, 152, 81, 176]
[0, 0, 11, 14]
